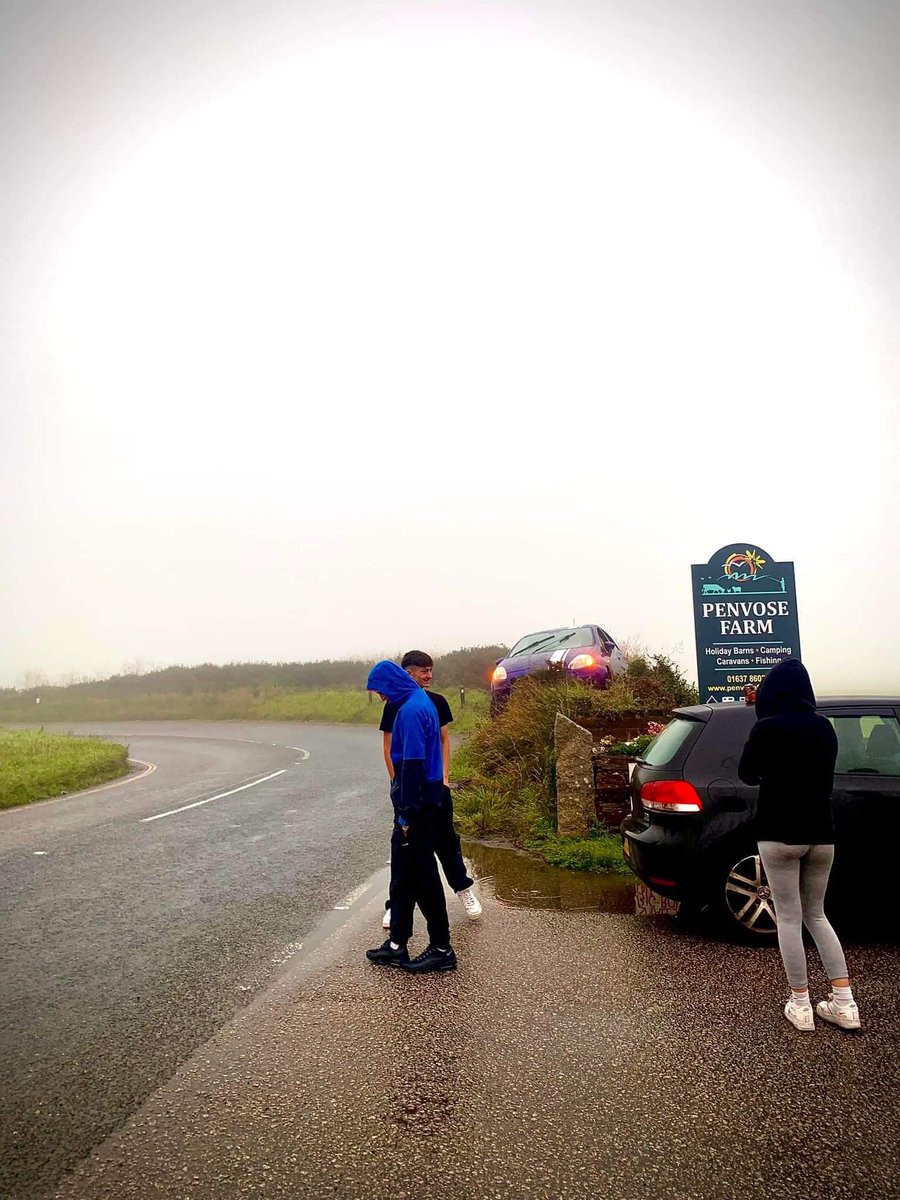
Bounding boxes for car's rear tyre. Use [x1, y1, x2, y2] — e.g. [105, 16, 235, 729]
[714, 850, 778, 941]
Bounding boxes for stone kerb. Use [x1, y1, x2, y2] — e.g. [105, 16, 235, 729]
[553, 712, 597, 837]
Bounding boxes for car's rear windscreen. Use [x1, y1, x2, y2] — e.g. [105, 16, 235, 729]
[643, 717, 698, 767]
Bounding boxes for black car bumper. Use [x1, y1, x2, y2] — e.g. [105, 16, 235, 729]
[621, 818, 700, 902]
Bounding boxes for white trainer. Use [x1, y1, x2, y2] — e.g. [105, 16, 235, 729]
[817, 995, 862, 1030]
[382, 908, 392, 930]
[784, 998, 815, 1031]
[457, 887, 482, 919]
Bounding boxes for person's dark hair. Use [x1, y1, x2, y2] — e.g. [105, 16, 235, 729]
[401, 650, 433, 670]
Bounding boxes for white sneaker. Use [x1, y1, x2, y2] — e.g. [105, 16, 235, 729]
[382, 908, 392, 930]
[784, 998, 815, 1031]
[817, 995, 862, 1030]
[456, 887, 482, 919]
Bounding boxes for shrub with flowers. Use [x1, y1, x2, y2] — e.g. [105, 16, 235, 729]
[452, 656, 697, 867]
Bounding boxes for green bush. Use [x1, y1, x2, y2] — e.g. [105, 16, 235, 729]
[451, 654, 697, 870]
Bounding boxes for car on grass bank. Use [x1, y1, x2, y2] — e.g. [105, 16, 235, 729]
[490, 624, 627, 714]
[621, 697, 900, 939]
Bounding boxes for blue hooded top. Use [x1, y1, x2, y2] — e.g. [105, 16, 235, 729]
[738, 658, 838, 844]
[367, 660, 444, 816]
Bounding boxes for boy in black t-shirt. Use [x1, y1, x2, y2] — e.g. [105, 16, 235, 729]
[379, 651, 482, 923]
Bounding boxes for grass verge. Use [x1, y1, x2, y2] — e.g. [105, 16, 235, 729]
[0, 687, 490, 732]
[0, 729, 129, 810]
[522, 821, 629, 873]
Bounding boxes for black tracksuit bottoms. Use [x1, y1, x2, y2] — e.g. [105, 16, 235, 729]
[384, 788, 473, 905]
[389, 806, 451, 949]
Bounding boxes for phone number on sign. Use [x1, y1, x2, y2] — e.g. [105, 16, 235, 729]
[725, 674, 766, 684]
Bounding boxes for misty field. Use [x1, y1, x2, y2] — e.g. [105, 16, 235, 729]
[0, 730, 129, 810]
[0, 687, 490, 733]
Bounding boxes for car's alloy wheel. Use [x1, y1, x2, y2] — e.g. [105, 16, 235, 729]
[723, 852, 778, 936]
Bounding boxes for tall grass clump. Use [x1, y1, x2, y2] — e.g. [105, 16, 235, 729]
[0, 730, 129, 809]
[452, 655, 698, 867]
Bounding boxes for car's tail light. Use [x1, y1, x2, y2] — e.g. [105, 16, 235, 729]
[491, 665, 508, 685]
[568, 654, 596, 670]
[640, 780, 703, 813]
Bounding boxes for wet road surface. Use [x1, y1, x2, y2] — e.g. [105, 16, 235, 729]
[0, 721, 394, 1200]
[52, 854, 900, 1200]
[3, 722, 898, 1199]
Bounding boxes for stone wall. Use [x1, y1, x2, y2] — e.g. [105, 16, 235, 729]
[554, 710, 668, 833]
[553, 713, 597, 837]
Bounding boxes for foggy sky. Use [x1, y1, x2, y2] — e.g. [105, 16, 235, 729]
[2, 0, 898, 693]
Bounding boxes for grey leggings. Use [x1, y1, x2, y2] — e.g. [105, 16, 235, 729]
[757, 841, 848, 990]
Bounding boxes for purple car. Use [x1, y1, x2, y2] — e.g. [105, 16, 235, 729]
[490, 624, 627, 713]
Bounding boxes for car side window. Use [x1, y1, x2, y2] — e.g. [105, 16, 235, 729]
[829, 715, 900, 777]
[597, 628, 617, 650]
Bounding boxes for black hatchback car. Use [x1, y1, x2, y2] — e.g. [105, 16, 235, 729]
[621, 697, 900, 938]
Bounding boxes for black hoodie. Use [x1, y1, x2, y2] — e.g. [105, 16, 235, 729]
[738, 658, 838, 844]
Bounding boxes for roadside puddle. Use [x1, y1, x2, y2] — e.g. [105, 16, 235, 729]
[462, 838, 636, 913]
[462, 838, 680, 916]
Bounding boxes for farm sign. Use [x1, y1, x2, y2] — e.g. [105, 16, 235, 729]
[691, 543, 801, 704]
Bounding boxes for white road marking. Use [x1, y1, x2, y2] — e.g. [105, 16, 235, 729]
[290, 748, 310, 758]
[34, 851, 47, 856]
[272, 940, 304, 965]
[334, 882, 370, 911]
[140, 769, 287, 823]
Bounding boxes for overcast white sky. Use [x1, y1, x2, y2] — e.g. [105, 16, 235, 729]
[2, 0, 898, 693]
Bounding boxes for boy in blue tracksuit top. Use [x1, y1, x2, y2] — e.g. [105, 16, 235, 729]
[365, 660, 456, 973]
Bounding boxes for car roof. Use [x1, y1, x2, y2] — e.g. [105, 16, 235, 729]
[509, 624, 596, 641]
[674, 697, 900, 719]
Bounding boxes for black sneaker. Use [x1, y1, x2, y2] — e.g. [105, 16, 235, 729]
[402, 945, 457, 974]
[366, 939, 410, 968]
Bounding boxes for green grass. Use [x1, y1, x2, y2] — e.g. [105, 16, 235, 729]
[0, 730, 130, 809]
[0, 687, 490, 732]
[523, 822, 629, 873]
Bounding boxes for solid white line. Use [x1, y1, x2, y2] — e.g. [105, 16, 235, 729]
[140, 769, 287, 823]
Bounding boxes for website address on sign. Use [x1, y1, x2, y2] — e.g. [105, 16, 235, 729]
[705, 683, 757, 696]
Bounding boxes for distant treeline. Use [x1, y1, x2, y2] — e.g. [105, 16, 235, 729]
[0, 645, 508, 712]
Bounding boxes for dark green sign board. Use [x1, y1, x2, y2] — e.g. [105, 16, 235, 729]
[691, 543, 801, 704]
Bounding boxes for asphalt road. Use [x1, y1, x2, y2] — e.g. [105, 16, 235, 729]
[0, 720, 394, 1200]
[53, 870, 900, 1200]
[3, 721, 899, 1200]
